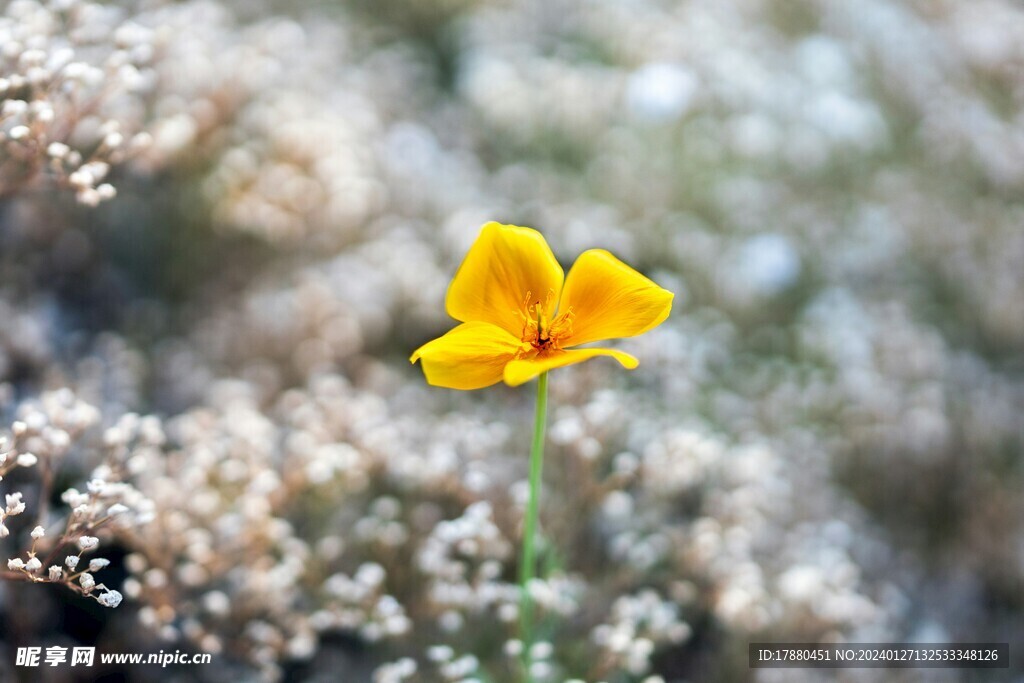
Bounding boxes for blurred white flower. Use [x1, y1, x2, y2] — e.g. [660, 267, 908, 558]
[626, 62, 699, 123]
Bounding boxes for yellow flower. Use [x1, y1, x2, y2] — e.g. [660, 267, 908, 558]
[411, 222, 674, 389]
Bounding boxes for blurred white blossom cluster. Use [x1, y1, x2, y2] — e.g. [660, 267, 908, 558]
[0, 0, 154, 204]
[0, 389, 126, 610]
[2, 0, 1023, 681]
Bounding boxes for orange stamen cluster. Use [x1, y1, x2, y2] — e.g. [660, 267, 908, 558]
[515, 290, 574, 357]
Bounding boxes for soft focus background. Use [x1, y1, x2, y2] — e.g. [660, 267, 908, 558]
[1, 0, 1023, 681]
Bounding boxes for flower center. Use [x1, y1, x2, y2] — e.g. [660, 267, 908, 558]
[517, 290, 574, 356]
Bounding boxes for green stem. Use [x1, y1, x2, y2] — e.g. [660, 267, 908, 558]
[519, 371, 548, 681]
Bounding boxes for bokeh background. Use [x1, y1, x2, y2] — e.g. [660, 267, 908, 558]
[1, 0, 1023, 681]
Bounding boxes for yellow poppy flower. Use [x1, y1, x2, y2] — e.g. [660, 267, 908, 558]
[411, 222, 674, 389]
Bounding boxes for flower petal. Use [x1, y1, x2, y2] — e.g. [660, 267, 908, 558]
[503, 348, 638, 387]
[446, 222, 564, 336]
[411, 322, 526, 390]
[557, 249, 673, 347]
